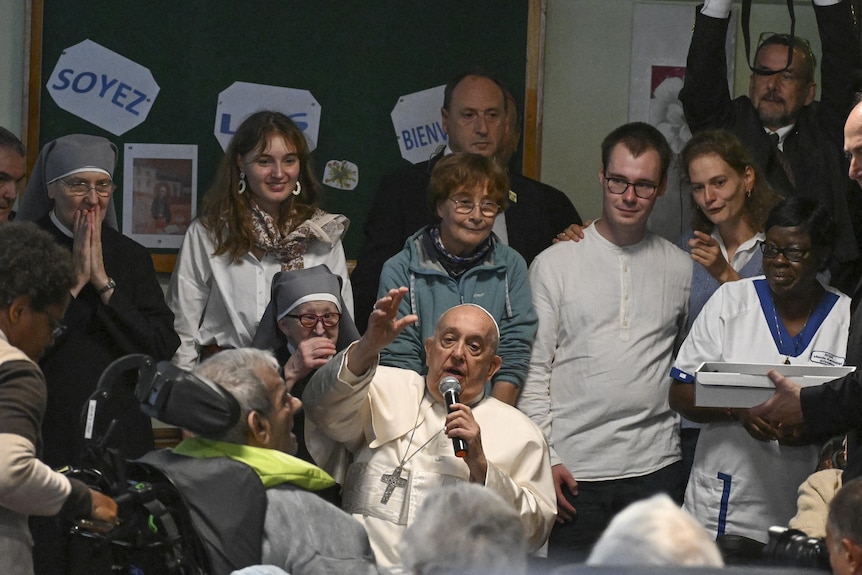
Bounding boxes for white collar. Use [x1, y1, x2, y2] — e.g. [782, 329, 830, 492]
[49, 211, 74, 238]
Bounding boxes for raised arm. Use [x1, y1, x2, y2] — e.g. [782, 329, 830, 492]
[92, 231, 179, 360]
[678, 0, 736, 132]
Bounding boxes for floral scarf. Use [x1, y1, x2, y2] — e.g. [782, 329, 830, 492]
[425, 223, 492, 279]
[250, 201, 347, 271]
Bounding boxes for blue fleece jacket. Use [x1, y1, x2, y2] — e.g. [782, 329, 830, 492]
[377, 227, 537, 389]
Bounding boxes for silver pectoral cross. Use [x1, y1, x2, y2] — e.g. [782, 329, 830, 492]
[380, 465, 408, 504]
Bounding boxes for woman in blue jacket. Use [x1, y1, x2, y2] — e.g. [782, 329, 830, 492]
[377, 152, 536, 406]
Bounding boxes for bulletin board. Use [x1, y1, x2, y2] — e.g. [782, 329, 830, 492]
[26, 1, 544, 267]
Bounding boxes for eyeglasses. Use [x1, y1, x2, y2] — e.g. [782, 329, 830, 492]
[448, 197, 500, 217]
[285, 312, 342, 328]
[604, 177, 659, 199]
[61, 178, 116, 197]
[752, 32, 815, 78]
[38, 308, 66, 339]
[760, 242, 810, 262]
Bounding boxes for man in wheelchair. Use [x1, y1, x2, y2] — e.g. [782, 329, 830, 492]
[168, 348, 379, 575]
[84, 347, 382, 575]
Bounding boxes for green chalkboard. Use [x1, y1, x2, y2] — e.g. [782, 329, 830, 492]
[32, 1, 532, 260]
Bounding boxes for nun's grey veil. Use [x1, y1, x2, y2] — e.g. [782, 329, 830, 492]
[252, 265, 360, 353]
[18, 134, 119, 229]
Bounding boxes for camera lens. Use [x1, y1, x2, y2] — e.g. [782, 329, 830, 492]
[765, 526, 830, 571]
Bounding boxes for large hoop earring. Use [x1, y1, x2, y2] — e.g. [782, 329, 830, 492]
[292, 181, 302, 196]
[238, 172, 247, 194]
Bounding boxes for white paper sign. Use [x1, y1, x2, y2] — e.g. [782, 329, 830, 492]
[391, 85, 447, 164]
[46, 40, 159, 136]
[214, 82, 321, 152]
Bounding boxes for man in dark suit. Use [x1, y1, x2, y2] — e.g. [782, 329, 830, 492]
[679, 0, 862, 291]
[751, 98, 862, 484]
[350, 70, 582, 336]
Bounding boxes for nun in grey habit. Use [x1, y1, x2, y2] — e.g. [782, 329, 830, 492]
[253, 264, 359, 466]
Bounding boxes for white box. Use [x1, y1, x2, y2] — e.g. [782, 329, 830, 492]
[694, 362, 855, 408]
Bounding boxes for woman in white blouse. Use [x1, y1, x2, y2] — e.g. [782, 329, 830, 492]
[168, 111, 353, 368]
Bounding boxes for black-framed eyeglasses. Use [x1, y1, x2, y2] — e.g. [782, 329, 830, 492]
[448, 197, 500, 217]
[750, 32, 815, 79]
[760, 242, 810, 262]
[61, 178, 116, 197]
[285, 312, 342, 328]
[603, 177, 658, 199]
[740, 0, 806, 76]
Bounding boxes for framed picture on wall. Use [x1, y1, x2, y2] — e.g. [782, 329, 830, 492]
[122, 143, 197, 249]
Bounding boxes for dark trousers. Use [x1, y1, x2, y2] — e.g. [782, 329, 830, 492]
[547, 460, 686, 563]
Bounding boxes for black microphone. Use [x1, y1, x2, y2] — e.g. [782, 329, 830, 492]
[439, 376, 467, 458]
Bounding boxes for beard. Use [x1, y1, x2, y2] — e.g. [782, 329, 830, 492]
[754, 89, 805, 130]
[756, 105, 796, 130]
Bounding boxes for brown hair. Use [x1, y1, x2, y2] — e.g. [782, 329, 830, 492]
[680, 130, 782, 234]
[200, 111, 320, 263]
[428, 153, 509, 218]
[601, 122, 672, 184]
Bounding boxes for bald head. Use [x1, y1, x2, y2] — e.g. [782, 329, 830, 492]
[844, 100, 862, 189]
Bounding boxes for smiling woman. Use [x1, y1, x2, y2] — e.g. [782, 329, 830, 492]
[376, 152, 537, 406]
[167, 111, 354, 370]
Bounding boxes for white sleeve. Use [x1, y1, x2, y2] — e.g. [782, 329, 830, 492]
[701, 0, 732, 18]
[0, 434, 72, 516]
[167, 222, 212, 369]
[519, 254, 562, 466]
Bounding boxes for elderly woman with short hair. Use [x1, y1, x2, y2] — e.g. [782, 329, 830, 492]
[376, 152, 537, 405]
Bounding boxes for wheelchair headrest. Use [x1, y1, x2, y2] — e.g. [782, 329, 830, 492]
[135, 357, 240, 435]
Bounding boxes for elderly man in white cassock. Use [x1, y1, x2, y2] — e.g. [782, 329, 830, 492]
[302, 288, 555, 570]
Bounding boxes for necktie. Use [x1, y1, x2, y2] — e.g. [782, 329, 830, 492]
[770, 132, 795, 187]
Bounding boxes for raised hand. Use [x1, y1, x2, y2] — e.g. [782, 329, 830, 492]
[347, 287, 418, 375]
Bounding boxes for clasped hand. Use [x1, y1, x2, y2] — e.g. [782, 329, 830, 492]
[71, 206, 110, 297]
